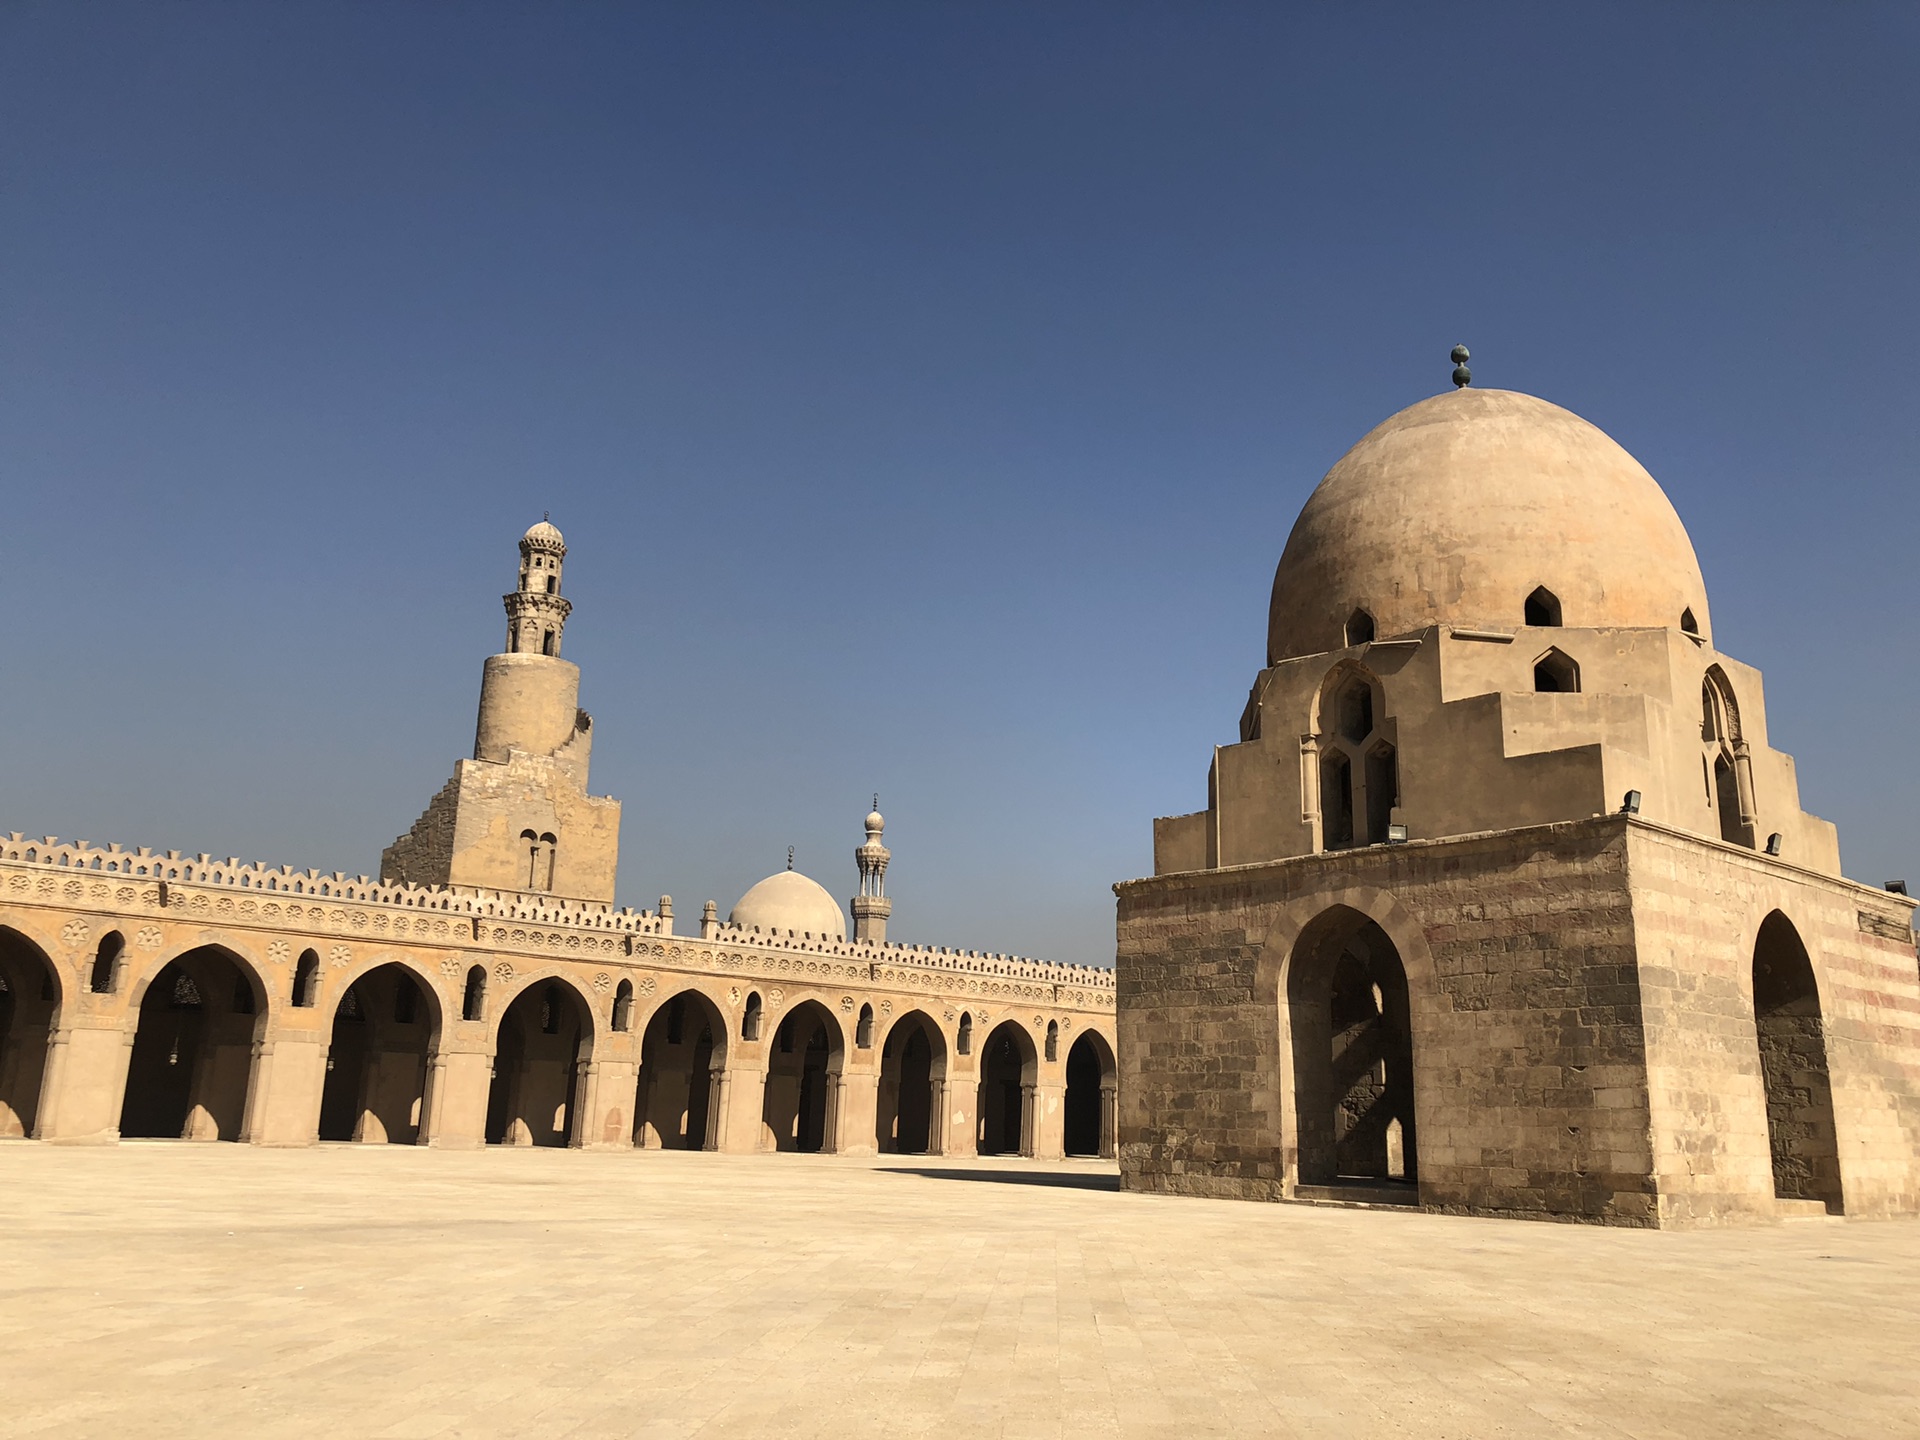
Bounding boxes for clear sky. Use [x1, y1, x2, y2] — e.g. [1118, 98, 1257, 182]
[3, 4, 1915, 967]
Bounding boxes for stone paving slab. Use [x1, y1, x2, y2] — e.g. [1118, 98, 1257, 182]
[0, 1143, 1915, 1438]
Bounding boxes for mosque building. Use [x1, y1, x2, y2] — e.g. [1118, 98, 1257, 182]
[0, 524, 1116, 1160]
[1117, 352, 1920, 1226]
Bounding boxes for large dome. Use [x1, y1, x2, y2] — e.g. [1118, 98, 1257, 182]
[1266, 388, 1710, 664]
[730, 869, 846, 940]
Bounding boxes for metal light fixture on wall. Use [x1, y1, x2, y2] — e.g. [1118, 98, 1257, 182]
[1621, 790, 1642, 815]
[1765, 834, 1782, 856]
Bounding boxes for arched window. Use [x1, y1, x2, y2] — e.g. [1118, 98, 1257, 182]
[1533, 648, 1580, 693]
[541, 629, 556, 656]
[293, 950, 320, 1008]
[1365, 743, 1398, 842]
[742, 991, 763, 1041]
[1680, 607, 1699, 637]
[612, 979, 633, 1032]
[462, 964, 486, 1022]
[856, 1004, 874, 1049]
[539, 833, 557, 892]
[1524, 587, 1562, 627]
[545, 576, 556, 594]
[1320, 750, 1355, 849]
[89, 931, 124, 994]
[1345, 608, 1375, 647]
[1702, 669, 1754, 848]
[957, 1011, 972, 1055]
[1044, 1020, 1059, 1062]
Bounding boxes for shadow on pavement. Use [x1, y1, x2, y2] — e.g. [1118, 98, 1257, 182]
[885, 1166, 1121, 1192]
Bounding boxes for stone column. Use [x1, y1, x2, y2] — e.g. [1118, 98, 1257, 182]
[33, 1016, 131, 1144]
[1019, 1082, 1039, 1158]
[839, 1069, 880, 1157]
[718, 1061, 767, 1154]
[1032, 1081, 1066, 1160]
[246, 1030, 327, 1146]
[1099, 1081, 1118, 1159]
[427, 1045, 494, 1149]
[927, 1078, 947, 1156]
[822, 1073, 842, 1154]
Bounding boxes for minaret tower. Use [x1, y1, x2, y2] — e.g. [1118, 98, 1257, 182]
[505, 516, 571, 658]
[852, 800, 892, 943]
[382, 519, 621, 902]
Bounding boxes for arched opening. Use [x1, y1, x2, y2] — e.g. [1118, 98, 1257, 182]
[1714, 755, 1746, 845]
[976, 1021, 1037, 1156]
[293, 950, 320, 1007]
[1752, 912, 1843, 1213]
[1286, 907, 1417, 1195]
[484, 978, 592, 1147]
[1344, 608, 1375, 647]
[634, 989, 727, 1150]
[544, 575, 556, 595]
[1524, 587, 1562, 627]
[89, 931, 125, 995]
[741, 991, 763, 1042]
[461, 964, 486, 1022]
[1702, 670, 1755, 848]
[541, 629, 555, 656]
[318, 963, 438, 1144]
[0, 927, 62, 1138]
[1044, 1019, 1059, 1062]
[1063, 1030, 1117, 1158]
[761, 1000, 844, 1152]
[855, 1003, 874, 1049]
[120, 946, 267, 1141]
[876, 1011, 947, 1155]
[1680, 608, 1699, 637]
[1533, 648, 1580, 693]
[1320, 750, 1354, 850]
[956, 1012, 972, 1055]
[611, 979, 634, 1033]
[1364, 743, 1398, 842]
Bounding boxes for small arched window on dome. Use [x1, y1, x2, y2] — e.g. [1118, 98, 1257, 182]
[1533, 648, 1580, 693]
[1680, 608, 1700, 638]
[1524, 587, 1562, 628]
[1345, 609, 1375, 647]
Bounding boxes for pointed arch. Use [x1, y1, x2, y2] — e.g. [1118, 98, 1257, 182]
[1063, 1028, 1118, 1158]
[976, 1020, 1039, 1156]
[877, 1009, 949, 1155]
[634, 987, 728, 1150]
[485, 972, 596, 1147]
[319, 960, 442, 1144]
[1752, 912, 1842, 1212]
[120, 944, 270, 1141]
[762, 998, 846, 1152]
[0, 925, 63, 1138]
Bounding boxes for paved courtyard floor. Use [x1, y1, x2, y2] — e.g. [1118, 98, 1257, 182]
[1, 1144, 1915, 1439]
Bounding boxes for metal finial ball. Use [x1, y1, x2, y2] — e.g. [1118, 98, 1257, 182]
[1450, 344, 1472, 388]
[1450, 345, 1470, 364]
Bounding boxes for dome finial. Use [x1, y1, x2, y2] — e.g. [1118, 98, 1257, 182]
[1451, 344, 1472, 388]
[786, 845, 794, 871]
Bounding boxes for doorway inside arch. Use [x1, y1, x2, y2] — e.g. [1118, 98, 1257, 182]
[1753, 912, 1843, 1213]
[0, 927, 62, 1138]
[120, 946, 267, 1141]
[485, 979, 590, 1147]
[762, 1000, 843, 1152]
[1286, 908, 1416, 1193]
[977, 1021, 1035, 1156]
[634, 990, 726, 1150]
[318, 964, 438, 1144]
[877, 1011, 947, 1154]
[1063, 1030, 1117, 1158]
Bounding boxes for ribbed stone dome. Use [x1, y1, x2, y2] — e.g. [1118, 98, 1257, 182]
[730, 869, 846, 940]
[1266, 388, 1711, 664]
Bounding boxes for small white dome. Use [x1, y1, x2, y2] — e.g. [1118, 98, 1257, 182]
[730, 869, 846, 940]
[522, 519, 565, 550]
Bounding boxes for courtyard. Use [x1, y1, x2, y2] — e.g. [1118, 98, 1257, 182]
[0, 1146, 1914, 1437]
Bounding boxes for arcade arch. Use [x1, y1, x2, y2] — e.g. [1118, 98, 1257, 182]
[0, 926, 61, 1138]
[876, 1010, 947, 1155]
[1285, 906, 1416, 1189]
[635, 989, 727, 1150]
[485, 977, 592, 1147]
[1752, 911, 1842, 1212]
[120, 945, 268, 1141]
[976, 1020, 1036, 1156]
[318, 962, 439, 1144]
[762, 999, 843, 1152]
[1063, 1029, 1117, 1158]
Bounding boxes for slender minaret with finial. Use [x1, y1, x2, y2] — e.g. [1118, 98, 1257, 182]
[852, 798, 891, 943]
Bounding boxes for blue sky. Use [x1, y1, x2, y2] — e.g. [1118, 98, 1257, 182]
[3, 4, 1915, 966]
